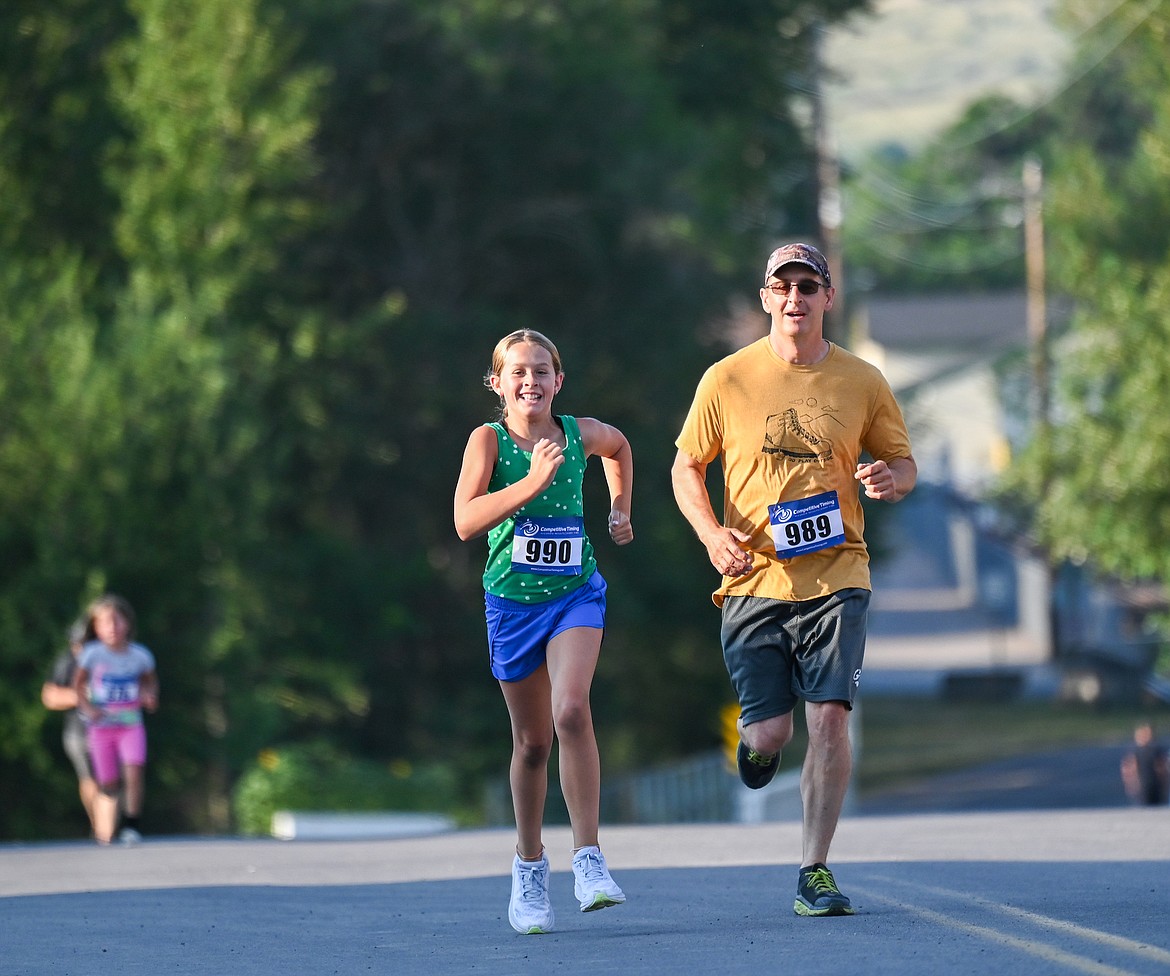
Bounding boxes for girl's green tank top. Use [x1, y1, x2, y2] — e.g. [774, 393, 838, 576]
[483, 415, 596, 603]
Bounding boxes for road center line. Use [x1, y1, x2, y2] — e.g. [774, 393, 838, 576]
[861, 873, 1170, 966]
[853, 888, 1142, 976]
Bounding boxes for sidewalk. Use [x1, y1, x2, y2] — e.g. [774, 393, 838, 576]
[3, 809, 1168, 898]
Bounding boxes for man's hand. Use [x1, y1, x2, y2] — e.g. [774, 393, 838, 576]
[704, 527, 754, 577]
[855, 458, 915, 501]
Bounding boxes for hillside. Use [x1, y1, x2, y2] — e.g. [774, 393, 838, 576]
[824, 0, 1071, 160]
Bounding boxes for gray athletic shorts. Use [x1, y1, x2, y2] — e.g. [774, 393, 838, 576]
[63, 725, 92, 782]
[720, 588, 870, 725]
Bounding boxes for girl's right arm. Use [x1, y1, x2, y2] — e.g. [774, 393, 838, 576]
[453, 425, 563, 541]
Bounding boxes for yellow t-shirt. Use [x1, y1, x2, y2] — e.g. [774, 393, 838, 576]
[676, 337, 912, 605]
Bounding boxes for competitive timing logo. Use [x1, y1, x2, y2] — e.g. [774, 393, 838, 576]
[519, 520, 541, 537]
[774, 506, 795, 522]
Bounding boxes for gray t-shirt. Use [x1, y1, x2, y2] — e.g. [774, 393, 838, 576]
[47, 651, 84, 739]
[77, 641, 156, 727]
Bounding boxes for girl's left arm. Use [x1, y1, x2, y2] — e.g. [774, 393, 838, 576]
[140, 669, 159, 713]
[579, 418, 634, 546]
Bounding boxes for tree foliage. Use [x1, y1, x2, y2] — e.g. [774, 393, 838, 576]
[840, 91, 1058, 294]
[1000, 0, 1170, 587]
[2, 0, 873, 839]
[840, 0, 1170, 632]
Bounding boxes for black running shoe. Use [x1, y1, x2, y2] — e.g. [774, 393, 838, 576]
[794, 863, 854, 916]
[736, 741, 780, 789]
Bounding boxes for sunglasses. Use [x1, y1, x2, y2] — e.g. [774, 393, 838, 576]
[765, 279, 827, 296]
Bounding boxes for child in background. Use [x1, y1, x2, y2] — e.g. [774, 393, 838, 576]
[73, 594, 159, 845]
[454, 329, 633, 934]
[40, 619, 99, 835]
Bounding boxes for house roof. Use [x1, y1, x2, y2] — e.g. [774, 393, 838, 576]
[856, 291, 1031, 351]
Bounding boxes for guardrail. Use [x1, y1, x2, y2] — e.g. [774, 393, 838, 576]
[270, 811, 455, 840]
[483, 749, 812, 826]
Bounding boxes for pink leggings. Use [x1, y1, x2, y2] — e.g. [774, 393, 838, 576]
[87, 723, 147, 786]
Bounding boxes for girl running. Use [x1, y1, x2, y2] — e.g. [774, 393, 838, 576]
[455, 329, 633, 934]
[73, 594, 159, 845]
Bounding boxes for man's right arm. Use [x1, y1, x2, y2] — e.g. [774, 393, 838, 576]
[671, 450, 753, 578]
[41, 681, 79, 711]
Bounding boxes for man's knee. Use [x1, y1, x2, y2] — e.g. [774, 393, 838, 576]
[741, 713, 794, 755]
[806, 700, 852, 747]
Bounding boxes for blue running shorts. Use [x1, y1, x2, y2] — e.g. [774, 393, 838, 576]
[485, 571, 607, 682]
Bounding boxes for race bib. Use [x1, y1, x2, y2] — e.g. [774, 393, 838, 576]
[768, 490, 845, 558]
[511, 516, 584, 575]
[95, 673, 140, 706]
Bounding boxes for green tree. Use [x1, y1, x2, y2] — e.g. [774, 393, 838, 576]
[98, 0, 350, 830]
[2, 0, 873, 839]
[0, 1, 131, 292]
[0, 0, 336, 836]
[0, 0, 124, 837]
[842, 93, 1056, 294]
[1002, 1, 1170, 590]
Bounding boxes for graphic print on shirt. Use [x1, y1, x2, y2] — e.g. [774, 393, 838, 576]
[762, 400, 843, 462]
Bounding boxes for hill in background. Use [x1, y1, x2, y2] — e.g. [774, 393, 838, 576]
[825, 0, 1070, 160]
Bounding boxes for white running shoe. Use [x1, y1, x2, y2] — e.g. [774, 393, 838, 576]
[572, 846, 626, 912]
[509, 853, 554, 934]
[118, 827, 142, 845]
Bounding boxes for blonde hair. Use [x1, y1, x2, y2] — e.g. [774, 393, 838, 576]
[484, 329, 563, 418]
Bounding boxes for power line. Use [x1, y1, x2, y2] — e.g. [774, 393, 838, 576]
[941, 0, 1161, 153]
[835, 0, 1161, 219]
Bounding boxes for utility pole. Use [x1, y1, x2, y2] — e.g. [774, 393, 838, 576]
[810, 22, 844, 344]
[1023, 155, 1048, 429]
[1022, 154, 1058, 662]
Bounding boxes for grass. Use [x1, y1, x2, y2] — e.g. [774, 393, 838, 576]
[851, 697, 1154, 795]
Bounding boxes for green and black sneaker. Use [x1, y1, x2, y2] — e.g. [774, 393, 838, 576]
[794, 863, 855, 917]
[735, 741, 780, 790]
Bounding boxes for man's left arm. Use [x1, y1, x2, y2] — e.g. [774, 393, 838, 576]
[855, 455, 917, 502]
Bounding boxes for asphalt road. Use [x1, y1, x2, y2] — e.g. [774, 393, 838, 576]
[857, 743, 1134, 816]
[3, 809, 1168, 976]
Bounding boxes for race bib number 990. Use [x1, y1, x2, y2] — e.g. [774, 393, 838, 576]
[511, 516, 584, 575]
[768, 490, 845, 559]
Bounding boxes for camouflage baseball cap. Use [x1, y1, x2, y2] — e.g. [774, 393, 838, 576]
[763, 242, 832, 286]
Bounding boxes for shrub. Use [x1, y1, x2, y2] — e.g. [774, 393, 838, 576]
[232, 740, 463, 835]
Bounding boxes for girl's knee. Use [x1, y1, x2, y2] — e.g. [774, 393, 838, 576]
[552, 699, 592, 739]
[515, 736, 553, 768]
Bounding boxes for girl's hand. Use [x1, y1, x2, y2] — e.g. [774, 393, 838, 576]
[608, 509, 634, 546]
[527, 437, 565, 491]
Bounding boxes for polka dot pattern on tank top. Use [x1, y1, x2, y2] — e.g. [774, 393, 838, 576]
[483, 418, 593, 603]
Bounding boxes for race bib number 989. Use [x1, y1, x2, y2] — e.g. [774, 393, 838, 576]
[768, 490, 845, 558]
[511, 516, 584, 575]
